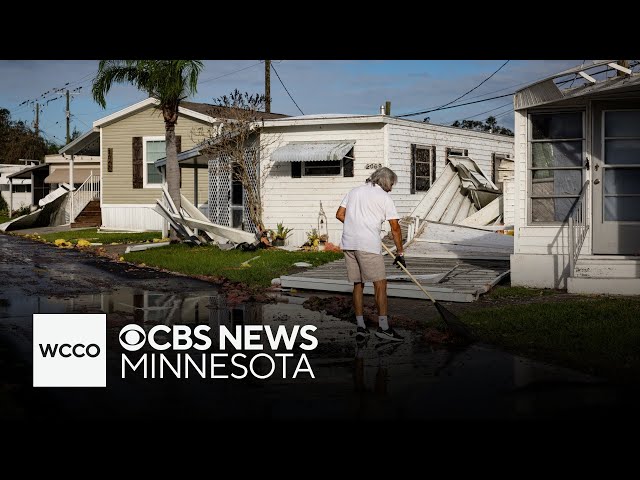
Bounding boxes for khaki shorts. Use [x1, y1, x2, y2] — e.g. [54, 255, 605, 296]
[343, 250, 386, 283]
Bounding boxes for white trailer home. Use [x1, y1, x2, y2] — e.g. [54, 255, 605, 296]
[237, 114, 513, 246]
[510, 60, 640, 294]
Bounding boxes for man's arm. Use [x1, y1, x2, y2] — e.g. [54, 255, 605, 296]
[336, 206, 346, 224]
[389, 219, 403, 254]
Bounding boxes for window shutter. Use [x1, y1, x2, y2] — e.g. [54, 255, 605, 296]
[291, 161, 301, 178]
[410, 144, 416, 194]
[491, 153, 496, 184]
[107, 148, 113, 172]
[343, 154, 354, 177]
[431, 146, 436, 183]
[132, 137, 143, 189]
[176, 135, 182, 187]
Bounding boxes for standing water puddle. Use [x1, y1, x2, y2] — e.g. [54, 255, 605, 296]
[0, 287, 634, 421]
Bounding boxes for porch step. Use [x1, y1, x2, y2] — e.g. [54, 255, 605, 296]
[574, 255, 640, 279]
[568, 277, 640, 295]
[72, 200, 101, 228]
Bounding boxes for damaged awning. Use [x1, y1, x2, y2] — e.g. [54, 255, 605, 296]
[271, 141, 355, 163]
[44, 167, 96, 184]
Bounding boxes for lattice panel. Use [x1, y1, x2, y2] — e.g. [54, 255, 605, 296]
[242, 149, 258, 234]
[208, 155, 231, 226]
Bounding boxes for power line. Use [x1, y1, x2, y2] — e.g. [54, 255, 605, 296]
[400, 92, 515, 118]
[271, 63, 304, 115]
[39, 128, 64, 146]
[449, 102, 513, 124]
[493, 108, 513, 120]
[71, 114, 91, 129]
[398, 60, 510, 118]
[199, 61, 264, 85]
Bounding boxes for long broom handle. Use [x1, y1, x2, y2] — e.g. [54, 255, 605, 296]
[381, 242, 438, 305]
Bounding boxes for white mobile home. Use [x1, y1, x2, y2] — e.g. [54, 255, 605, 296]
[0, 162, 36, 210]
[510, 60, 640, 294]
[258, 114, 514, 246]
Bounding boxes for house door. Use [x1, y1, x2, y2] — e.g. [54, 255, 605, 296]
[592, 102, 640, 254]
[230, 173, 244, 229]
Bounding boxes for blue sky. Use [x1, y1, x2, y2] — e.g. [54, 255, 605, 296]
[0, 60, 581, 146]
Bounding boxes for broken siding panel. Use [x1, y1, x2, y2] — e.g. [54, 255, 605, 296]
[260, 125, 384, 247]
[280, 256, 510, 302]
[387, 122, 514, 218]
[102, 106, 208, 204]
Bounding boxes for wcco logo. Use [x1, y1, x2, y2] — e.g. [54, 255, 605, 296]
[33, 314, 106, 387]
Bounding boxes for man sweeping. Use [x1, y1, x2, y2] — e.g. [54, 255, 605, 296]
[336, 167, 405, 342]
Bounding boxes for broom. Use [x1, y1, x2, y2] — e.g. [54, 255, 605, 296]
[381, 242, 475, 341]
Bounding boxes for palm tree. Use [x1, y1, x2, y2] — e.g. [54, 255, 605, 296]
[91, 60, 203, 240]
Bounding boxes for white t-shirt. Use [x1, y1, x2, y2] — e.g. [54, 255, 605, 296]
[339, 182, 399, 254]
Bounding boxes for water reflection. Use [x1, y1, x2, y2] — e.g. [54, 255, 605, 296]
[0, 288, 635, 420]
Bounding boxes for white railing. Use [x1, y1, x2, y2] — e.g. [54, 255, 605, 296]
[71, 173, 100, 222]
[568, 180, 590, 277]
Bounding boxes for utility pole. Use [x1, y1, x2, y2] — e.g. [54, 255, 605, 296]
[265, 60, 271, 113]
[34, 102, 40, 136]
[66, 89, 71, 144]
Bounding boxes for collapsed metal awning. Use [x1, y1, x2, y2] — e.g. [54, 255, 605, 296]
[271, 141, 355, 163]
[44, 167, 95, 184]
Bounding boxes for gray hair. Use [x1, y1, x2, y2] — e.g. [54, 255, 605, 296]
[367, 167, 397, 192]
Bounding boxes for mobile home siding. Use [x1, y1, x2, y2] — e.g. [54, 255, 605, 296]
[260, 123, 385, 247]
[386, 122, 514, 216]
[101, 106, 209, 205]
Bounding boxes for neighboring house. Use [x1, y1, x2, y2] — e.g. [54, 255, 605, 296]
[510, 60, 640, 294]
[0, 161, 38, 210]
[43, 154, 100, 189]
[5, 162, 51, 214]
[60, 98, 286, 231]
[170, 113, 514, 247]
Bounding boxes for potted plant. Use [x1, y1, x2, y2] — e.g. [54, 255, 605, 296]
[269, 222, 293, 246]
[305, 228, 320, 251]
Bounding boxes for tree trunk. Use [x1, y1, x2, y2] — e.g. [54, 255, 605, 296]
[165, 120, 181, 242]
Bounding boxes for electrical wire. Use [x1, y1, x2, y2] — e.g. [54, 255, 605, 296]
[398, 60, 510, 118]
[199, 61, 264, 85]
[449, 101, 513, 124]
[271, 63, 304, 115]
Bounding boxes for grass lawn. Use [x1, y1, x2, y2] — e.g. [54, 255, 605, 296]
[124, 244, 343, 287]
[461, 297, 640, 384]
[0, 214, 9, 225]
[33, 229, 163, 245]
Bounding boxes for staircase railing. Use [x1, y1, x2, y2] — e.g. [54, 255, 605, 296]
[71, 172, 100, 222]
[567, 180, 590, 277]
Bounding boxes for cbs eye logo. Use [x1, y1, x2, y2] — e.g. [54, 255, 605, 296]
[119, 324, 146, 351]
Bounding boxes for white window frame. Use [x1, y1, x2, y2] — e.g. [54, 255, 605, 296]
[143, 135, 166, 189]
[527, 108, 585, 225]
